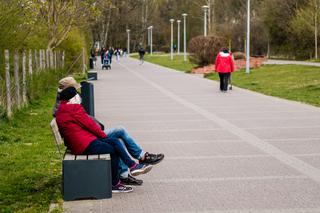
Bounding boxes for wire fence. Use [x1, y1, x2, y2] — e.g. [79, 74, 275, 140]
[0, 49, 66, 119]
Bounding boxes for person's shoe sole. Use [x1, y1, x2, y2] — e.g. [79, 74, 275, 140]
[112, 188, 133, 193]
[120, 179, 143, 186]
[131, 164, 153, 176]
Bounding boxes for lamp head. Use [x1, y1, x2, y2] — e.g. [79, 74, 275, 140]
[202, 5, 209, 10]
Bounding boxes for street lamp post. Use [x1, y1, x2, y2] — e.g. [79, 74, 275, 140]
[126, 29, 130, 55]
[177, 20, 181, 54]
[246, 0, 251, 74]
[170, 19, 175, 60]
[150, 26, 153, 55]
[202, 5, 209, 37]
[182, 13, 187, 62]
[147, 27, 150, 46]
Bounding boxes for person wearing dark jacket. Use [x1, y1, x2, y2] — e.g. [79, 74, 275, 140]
[55, 87, 154, 193]
[138, 47, 145, 64]
[53, 77, 164, 186]
[215, 48, 235, 92]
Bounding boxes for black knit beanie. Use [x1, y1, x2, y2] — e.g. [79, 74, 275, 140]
[60, 87, 77, 100]
[222, 47, 229, 53]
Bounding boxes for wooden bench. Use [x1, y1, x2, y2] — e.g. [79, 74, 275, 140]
[50, 118, 112, 201]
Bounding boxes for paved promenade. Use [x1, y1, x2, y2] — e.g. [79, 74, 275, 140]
[64, 57, 320, 213]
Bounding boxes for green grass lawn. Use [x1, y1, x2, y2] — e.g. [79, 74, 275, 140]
[0, 88, 63, 212]
[131, 54, 320, 107]
[131, 53, 196, 72]
[207, 65, 320, 106]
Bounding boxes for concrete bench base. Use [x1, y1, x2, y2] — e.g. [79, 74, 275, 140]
[63, 153, 112, 201]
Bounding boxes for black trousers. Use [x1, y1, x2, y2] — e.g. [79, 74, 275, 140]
[218, 73, 231, 91]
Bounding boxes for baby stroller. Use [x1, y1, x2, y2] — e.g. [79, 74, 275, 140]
[102, 57, 111, 70]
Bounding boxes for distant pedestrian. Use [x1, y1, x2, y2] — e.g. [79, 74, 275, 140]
[215, 48, 234, 92]
[138, 47, 145, 65]
[100, 48, 106, 64]
[115, 48, 120, 61]
[108, 47, 114, 64]
[173, 43, 177, 52]
[123, 47, 127, 57]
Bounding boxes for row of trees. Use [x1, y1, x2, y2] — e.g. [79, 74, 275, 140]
[0, 0, 112, 117]
[1, 0, 320, 63]
[92, 0, 320, 60]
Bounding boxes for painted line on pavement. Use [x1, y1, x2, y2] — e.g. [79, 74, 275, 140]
[108, 119, 208, 124]
[129, 128, 223, 133]
[148, 175, 307, 183]
[139, 139, 244, 144]
[163, 153, 320, 160]
[119, 62, 320, 184]
[165, 154, 269, 160]
[177, 208, 320, 213]
[266, 138, 320, 142]
[227, 116, 320, 121]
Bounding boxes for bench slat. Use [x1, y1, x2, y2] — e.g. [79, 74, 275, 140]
[50, 119, 63, 146]
[64, 153, 75, 160]
[88, 155, 99, 160]
[76, 155, 87, 160]
[99, 154, 110, 160]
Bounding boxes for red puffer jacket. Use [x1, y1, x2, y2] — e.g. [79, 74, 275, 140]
[215, 52, 235, 73]
[56, 101, 107, 155]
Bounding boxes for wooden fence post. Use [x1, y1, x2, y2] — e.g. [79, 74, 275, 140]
[5, 50, 12, 118]
[40, 49, 43, 70]
[34, 50, 38, 71]
[50, 50, 54, 69]
[62, 51, 65, 68]
[54, 51, 57, 70]
[29, 50, 33, 75]
[39, 50, 43, 70]
[22, 51, 27, 104]
[14, 51, 21, 108]
[42, 49, 46, 70]
[82, 48, 86, 74]
[46, 49, 50, 69]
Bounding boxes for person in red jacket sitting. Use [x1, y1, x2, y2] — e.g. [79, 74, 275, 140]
[56, 87, 153, 193]
[215, 47, 235, 92]
[53, 77, 164, 186]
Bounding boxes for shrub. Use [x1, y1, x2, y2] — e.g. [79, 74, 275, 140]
[159, 45, 170, 53]
[188, 35, 227, 66]
[59, 28, 88, 73]
[233, 52, 246, 60]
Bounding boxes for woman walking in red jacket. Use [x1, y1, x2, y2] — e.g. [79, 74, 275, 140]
[215, 48, 234, 92]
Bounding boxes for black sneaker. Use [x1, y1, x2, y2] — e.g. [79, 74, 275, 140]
[130, 163, 153, 176]
[139, 152, 164, 165]
[112, 183, 133, 193]
[120, 174, 143, 186]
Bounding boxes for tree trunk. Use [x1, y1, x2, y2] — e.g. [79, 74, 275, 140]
[206, 0, 215, 34]
[315, 1, 318, 59]
[102, 5, 112, 48]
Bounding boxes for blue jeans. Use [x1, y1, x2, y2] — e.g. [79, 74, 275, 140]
[105, 126, 145, 178]
[83, 137, 136, 186]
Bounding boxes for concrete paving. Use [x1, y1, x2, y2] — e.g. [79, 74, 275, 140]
[64, 57, 320, 213]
